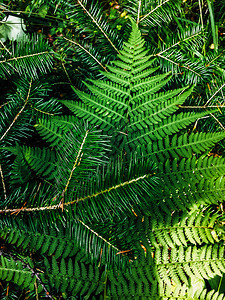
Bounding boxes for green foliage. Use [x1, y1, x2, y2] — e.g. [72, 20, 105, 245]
[0, 36, 53, 79]
[0, 1, 225, 299]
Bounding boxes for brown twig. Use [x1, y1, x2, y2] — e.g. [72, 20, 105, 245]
[0, 163, 7, 200]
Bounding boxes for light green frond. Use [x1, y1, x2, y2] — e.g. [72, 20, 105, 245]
[0, 255, 36, 291]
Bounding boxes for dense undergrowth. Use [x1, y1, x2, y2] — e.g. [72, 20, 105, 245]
[0, 0, 225, 299]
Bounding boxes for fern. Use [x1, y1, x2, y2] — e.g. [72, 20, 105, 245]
[1, 18, 225, 299]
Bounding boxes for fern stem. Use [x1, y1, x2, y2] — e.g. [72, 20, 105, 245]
[179, 105, 225, 108]
[0, 163, 7, 200]
[63, 37, 108, 71]
[0, 79, 32, 142]
[157, 257, 225, 267]
[0, 249, 54, 299]
[139, 0, 170, 23]
[77, 0, 120, 54]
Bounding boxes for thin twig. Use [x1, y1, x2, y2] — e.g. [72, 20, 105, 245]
[0, 79, 32, 142]
[0, 101, 10, 108]
[156, 31, 203, 56]
[62, 62, 73, 85]
[0, 163, 7, 200]
[137, 0, 142, 24]
[0, 40, 11, 55]
[63, 37, 108, 71]
[204, 82, 225, 106]
[206, 50, 224, 67]
[77, 0, 120, 53]
[35, 280, 39, 300]
[209, 113, 225, 130]
[78, 219, 121, 252]
[32, 107, 55, 116]
[198, 0, 204, 29]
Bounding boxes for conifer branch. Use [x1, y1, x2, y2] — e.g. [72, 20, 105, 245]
[0, 79, 32, 142]
[76, 0, 120, 54]
[0, 40, 11, 55]
[204, 82, 225, 106]
[139, 0, 171, 23]
[63, 37, 108, 71]
[156, 31, 203, 56]
[0, 172, 154, 213]
[0, 52, 49, 64]
[59, 129, 89, 210]
[156, 53, 202, 77]
[78, 219, 121, 252]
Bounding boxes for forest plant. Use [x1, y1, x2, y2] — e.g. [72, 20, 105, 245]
[0, 17, 225, 299]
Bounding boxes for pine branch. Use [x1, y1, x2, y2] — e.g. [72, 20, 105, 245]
[156, 53, 202, 77]
[204, 82, 225, 106]
[77, 219, 121, 253]
[139, 0, 171, 23]
[76, 0, 120, 54]
[0, 79, 32, 142]
[0, 171, 155, 213]
[0, 51, 49, 64]
[62, 37, 108, 71]
[59, 129, 89, 209]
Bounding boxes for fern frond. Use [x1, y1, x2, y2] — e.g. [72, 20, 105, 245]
[149, 176, 225, 212]
[129, 110, 213, 146]
[147, 208, 222, 248]
[0, 255, 36, 291]
[145, 131, 225, 161]
[156, 243, 225, 285]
